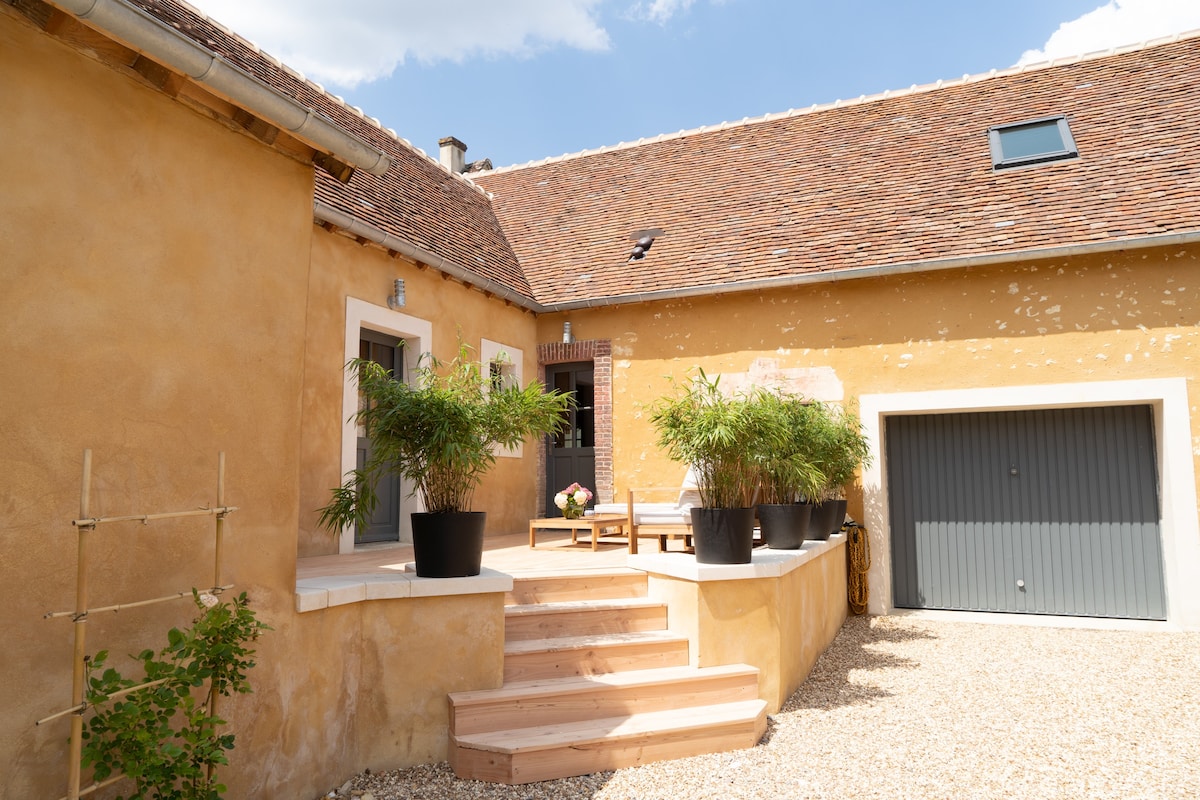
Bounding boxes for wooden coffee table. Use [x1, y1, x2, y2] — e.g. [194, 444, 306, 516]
[528, 513, 633, 552]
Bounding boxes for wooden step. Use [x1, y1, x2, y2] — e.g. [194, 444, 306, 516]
[451, 664, 760, 735]
[506, 569, 647, 605]
[504, 597, 668, 642]
[503, 630, 690, 682]
[450, 699, 769, 785]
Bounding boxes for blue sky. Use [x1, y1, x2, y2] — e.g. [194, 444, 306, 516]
[186, 0, 1200, 169]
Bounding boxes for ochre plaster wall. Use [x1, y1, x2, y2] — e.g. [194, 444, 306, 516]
[543, 246, 1200, 519]
[1, 12, 507, 799]
[646, 542, 849, 712]
[298, 230, 544, 556]
[0, 12, 320, 799]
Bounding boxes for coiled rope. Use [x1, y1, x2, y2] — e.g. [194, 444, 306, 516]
[845, 519, 870, 615]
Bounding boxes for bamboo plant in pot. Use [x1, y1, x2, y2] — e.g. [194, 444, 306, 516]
[650, 369, 782, 564]
[318, 344, 570, 577]
[753, 392, 826, 549]
[806, 402, 872, 540]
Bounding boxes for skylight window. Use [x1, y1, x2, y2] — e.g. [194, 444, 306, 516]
[988, 116, 1078, 170]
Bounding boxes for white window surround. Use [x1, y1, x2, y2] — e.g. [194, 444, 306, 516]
[481, 338, 523, 458]
[339, 297, 433, 554]
[859, 378, 1200, 629]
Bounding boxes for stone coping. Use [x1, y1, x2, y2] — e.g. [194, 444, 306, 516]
[628, 533, 845, 582]
[294, 535, 844, 611]
[295, 566, 513, 613]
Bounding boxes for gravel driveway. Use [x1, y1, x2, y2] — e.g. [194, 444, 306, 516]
[326, 615, 1200, 800]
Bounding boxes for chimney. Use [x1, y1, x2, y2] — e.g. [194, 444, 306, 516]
[438, 136, 467, 173]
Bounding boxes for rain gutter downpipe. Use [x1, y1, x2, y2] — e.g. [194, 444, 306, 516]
[314, 201, 543, 313]
[48, 0, 391, 176]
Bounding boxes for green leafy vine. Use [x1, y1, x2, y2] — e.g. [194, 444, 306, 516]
[80, 591, 270, 800]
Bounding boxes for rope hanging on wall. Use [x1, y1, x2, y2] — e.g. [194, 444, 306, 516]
[845, 520, 870, 615]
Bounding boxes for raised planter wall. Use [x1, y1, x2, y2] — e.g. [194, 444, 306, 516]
[632, 536, 849, 712]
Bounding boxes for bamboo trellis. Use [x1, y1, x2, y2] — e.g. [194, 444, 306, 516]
[36, 450, 238, 800]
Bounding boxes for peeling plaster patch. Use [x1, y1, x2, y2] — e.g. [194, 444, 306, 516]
[1125, 354, 1134, 363]
[938, 327, 950, 336]
[1045, 305, 1061, 315]
[1075, 323, 1090, 331]
[1096, 353, 1108, 360]
[997, 321, 1008, 331]
[1037, 327, 1047, 334]
[825, 317, 839, 323]
[1013, 348, 1023, 354]
[781, 326, 795, 333]
[900, 354, 913, 361]
[1008, 283, 1020, 295]
[1167, 334, 1183, 342]
[615, 358, 632, 368]
[1163, 300, 1177, 306]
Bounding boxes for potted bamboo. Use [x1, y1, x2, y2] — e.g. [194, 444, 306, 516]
[650, 369, 782, 564]
[805, 402, 871, 540]
[753, 392, 825, 549]
[318, 343, 570, 577]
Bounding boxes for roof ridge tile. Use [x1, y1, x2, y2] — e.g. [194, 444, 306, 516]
[475, 27, 1200, 175]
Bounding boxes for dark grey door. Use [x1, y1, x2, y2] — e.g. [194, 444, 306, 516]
[356, 329, 402, 544]
[887, 405, 1165, 620]
[545, 362, 596, 516]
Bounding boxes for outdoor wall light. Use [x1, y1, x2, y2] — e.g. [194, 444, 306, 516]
[563, 321, 574, 343]
[387, 278, 406, 310]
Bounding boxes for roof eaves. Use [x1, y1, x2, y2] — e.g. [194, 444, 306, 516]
[537, 230, 1200, 311]
[314, 200, 543, 312]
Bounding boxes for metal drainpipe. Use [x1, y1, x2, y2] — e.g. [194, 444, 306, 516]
[48, 0, 391, 177]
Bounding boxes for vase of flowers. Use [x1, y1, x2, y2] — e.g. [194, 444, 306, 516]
[554, 482, 593, 519]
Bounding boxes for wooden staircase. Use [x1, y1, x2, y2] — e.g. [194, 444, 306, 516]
[448, 569, 768, 784]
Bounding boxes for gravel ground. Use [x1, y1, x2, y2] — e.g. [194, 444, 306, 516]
[323, 615, 1200, 800]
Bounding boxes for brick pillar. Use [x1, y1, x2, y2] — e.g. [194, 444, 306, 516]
[537, 339, 613, 510]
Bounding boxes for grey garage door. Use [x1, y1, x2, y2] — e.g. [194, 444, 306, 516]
[886, 405, 1165, 620]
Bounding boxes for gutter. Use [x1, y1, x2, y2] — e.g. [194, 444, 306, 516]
[314, 201, 542, 312]
[48, 0, 391, 176]
[540, 230, 1200, 311]
[317, 198, 1200, 314]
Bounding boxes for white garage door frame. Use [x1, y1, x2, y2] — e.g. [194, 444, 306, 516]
[860, 378, 1200, 629]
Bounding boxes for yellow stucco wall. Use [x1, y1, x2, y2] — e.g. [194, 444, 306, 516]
[543, 246, 1200, 518]
[1, 11, 512, 799]
[647, 542, 849, 712]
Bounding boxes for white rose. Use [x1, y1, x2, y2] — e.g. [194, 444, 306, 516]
[572, 490, 588, 505]
[554, 493, 568, 509]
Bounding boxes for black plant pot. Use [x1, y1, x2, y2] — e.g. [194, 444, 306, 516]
[829, 499, 848, 536]
[411, 511, 486, 578]
[757, 503, 811, 550]
[806, 499, 848, 540]
[805, 501, 838, 541]
[690, 507, 755, 564]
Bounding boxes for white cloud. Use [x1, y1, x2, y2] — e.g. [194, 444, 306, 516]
[187, 0, 611, 89]
[627, 0, 697, 24]
[1017, 0, 1200, 65]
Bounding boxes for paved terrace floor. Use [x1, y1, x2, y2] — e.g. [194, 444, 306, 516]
[297, 530, 667, 580]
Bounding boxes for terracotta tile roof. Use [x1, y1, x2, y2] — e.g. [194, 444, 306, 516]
[108, 3, 1200, 310]
[128, 0, 532, 301]
[474, 34, 1200, 307]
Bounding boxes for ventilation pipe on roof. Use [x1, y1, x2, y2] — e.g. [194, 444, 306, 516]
[439, 137, 468, 173]
[47, 0, 392, 177]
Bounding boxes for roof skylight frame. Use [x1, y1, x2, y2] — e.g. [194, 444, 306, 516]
[988, 115, 1079, 171]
